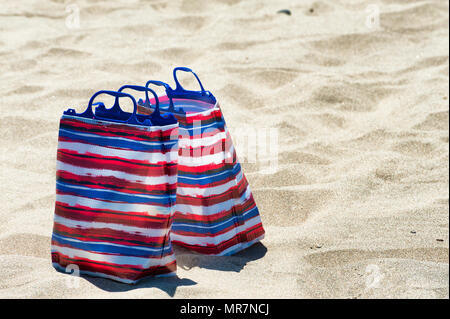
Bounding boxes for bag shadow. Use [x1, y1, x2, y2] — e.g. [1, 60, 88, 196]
[83, 275, 197, 297]
[81, 243, 267, 295]
[174, 242, 268, 272]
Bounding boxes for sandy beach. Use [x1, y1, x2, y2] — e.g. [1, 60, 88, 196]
[0, 0, 448, 298]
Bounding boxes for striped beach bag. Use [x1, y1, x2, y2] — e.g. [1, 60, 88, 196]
[51, 90, 179, 284]
[137, 67, 265, 256]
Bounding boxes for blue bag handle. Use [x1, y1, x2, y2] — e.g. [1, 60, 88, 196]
[145, 80, 175, 112]
[65, 90, 141, 124]
[117, 84, 166, 122]
[89, 90, 140, 124]
[117, 84, 160, 113]
[173, 67, 206, 93]
[116, 84, 177, 126]
[169, 67, 216, 104]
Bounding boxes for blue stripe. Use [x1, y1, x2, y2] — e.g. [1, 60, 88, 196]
[56, 181, 175, 205]
[178, 163, 241, 185]
[171, 206, 260, 235]
[52, 233, 173, 257]
[59, 129, 177, 152]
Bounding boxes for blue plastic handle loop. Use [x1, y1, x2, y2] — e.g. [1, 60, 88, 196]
[118, 84, 160, 112]
[173, 67, 206, 93]
[145, 80, 174, 112]
[116, 84, 177, 126]
[168, 67, 216, 105]
[87, 90, 139, 124]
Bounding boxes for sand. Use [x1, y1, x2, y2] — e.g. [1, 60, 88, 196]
[0, 0, 448, 298]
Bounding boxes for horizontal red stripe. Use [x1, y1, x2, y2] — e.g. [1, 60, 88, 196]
[137, 105, 221, 125]
[57, 170, 176, 194]
[52, 250, 176, 280]
[172, 223, 265, 255]
[54, 203, 171, 229]
[60, 117, 178, 142]
[176, 177, 249, 207]
[177, 156, 238, 177]
[57, 149, 177, 178]
[53, 223, 168, 246]
[173, 195, 257, 224]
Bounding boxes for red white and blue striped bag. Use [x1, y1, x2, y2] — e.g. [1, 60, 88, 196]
[137, 68, 265, 256]
[51, 90, 179, 284]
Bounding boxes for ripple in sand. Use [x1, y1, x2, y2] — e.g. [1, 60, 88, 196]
[252, 188, 332, 227]
[310, 32, 390, 57]
[250, 169, 310, 188]
[380, 2, 448, 32]
[40, 48, 91, 59]
[7, 85, 43, 95]
[7, 59, 37, 72]
[0, 233, 50, 259]
[300, 53, 345, 67]
[392, 140, 435, 157]
[304, 247, 449, 267]
[96, 61, 162, 75]
[0, 117, 54, 142]
[311, 82, 392, 112]
[168, 15, 207, 31]
[218, 83, 264, 110]
[413, 111, 449, 131]
[280, 151, 331, 166]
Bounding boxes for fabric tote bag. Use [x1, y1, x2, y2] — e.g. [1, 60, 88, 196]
[51, 90, 179, 284]
[136, 67, 265, 256]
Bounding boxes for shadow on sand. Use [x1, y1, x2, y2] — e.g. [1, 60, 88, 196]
[83, 243, 267, 296]
[175, 242, 268, 272]
[84, 275, 197, 297]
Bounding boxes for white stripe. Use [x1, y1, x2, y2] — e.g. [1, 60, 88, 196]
[171, 214, 262, 246]
[56, 194, 171, 215]
[179, 145, 234, 167]
[178, 130, 227, 148]
[58, 141, 178, 163]
[175, 186, 252, 216]
[177, 170, 243, 197]
[184, 104, 220, 118]
[173, 205, 257, 231]
[51, 245, 176, 267]
[54, 215, 170, 237]
[57, 161, 177, 186]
